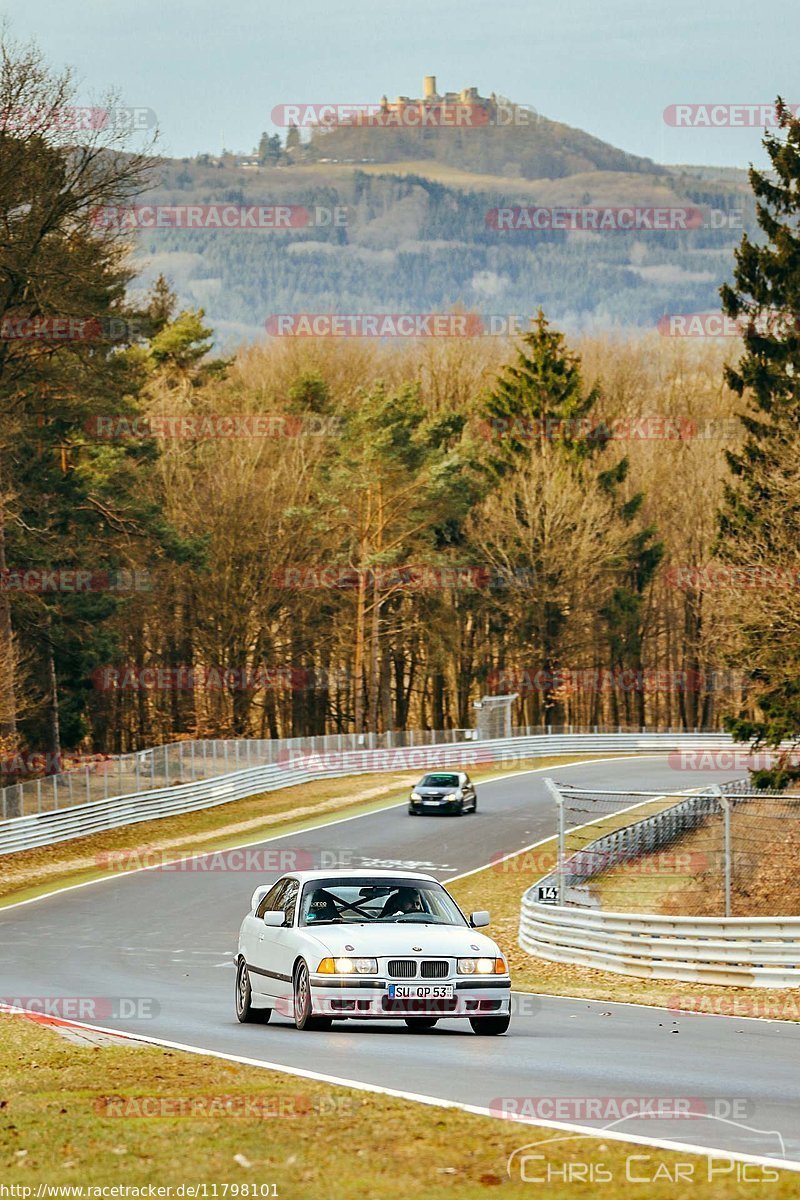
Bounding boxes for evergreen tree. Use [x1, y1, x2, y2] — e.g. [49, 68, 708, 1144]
[482, 311, 661, 723]
[718, 100, 800, 784]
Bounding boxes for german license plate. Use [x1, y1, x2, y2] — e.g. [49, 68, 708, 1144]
[388, 984, 454, 999]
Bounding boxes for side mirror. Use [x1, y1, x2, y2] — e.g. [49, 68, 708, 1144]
[470, 910, 490, 928]
[263, 910, 286, 927]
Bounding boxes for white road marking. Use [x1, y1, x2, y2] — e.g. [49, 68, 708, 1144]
[0, 1003, 796, 1173]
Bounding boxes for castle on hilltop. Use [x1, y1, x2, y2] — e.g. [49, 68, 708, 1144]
[379, 76, 498, 120]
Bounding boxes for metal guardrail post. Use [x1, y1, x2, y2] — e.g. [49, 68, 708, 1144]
[544, 778, 565, 904]
[717, 787, 732, 918]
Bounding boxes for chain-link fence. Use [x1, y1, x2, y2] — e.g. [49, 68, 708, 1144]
[541, 779, 798, 917]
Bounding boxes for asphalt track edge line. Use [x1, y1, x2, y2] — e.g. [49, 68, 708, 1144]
[1, 1004, 797, 1174]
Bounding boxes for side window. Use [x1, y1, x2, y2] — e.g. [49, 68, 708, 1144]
[280, 879, 299, 927]
[256, 879, 287, 919]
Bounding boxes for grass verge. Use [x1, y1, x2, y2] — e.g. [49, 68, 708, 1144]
[1, 1012, 795, 1197]
[448, 847, 800, 1022]
[0, 755, 603, 910]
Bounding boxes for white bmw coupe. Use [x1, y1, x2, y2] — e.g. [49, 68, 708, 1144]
[235, 869, 511, 1034]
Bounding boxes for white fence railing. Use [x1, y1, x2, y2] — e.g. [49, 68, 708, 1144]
[0, 730, 739, 856]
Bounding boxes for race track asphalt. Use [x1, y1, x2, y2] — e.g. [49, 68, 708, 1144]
[2, 755, 798, 1166]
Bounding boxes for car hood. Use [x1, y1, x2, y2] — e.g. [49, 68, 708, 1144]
[414, 785, 458, 795]
[304, 922, 499, 958]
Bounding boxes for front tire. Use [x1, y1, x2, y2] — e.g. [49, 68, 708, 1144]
[293, 960, 333, 1031]
[470, 1014, 510, 1036]
[235, 958, 271, 1024]
[405, 1018, 438, 1030]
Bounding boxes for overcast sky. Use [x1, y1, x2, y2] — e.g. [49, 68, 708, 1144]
[3, 0, 791, 167]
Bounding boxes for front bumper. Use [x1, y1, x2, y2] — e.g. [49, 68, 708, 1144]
[409, 798, 462, 814]
[309, 976, 511, 1019]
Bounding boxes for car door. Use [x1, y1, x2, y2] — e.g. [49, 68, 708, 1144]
[258, 877, 300, 1005]
[247, 878, 291, 997]
[462, 772, 476, 807]
[240, 878, 285, 978]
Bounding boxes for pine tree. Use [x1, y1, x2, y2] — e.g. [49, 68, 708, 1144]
[482, 311, 662, 724]
[718, 100, 800, 784]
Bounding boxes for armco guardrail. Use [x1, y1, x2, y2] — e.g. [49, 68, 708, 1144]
[518, 902, 800, 987]
[0, 730, 741, 856]
[0, 723, 733, 822]
[519, 779, 800, 987]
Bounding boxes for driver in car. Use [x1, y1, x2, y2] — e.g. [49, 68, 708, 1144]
[380, 886, 423, 918]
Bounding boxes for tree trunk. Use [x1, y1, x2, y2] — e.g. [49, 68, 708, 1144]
[0, 456, 18, 742]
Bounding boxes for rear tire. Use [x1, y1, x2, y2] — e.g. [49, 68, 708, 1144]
[235, 958, 271, 1024]
[470, 1014, 510, 1036]
[293, 960, 333, 1031]
[405, 1018, 438, 1030]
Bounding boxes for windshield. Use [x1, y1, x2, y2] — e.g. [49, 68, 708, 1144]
[299, 877, 468, 927]
[420, 773, 459, 787]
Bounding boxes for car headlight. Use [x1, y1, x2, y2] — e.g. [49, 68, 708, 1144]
[317, 957, 378, 975]
[457, 957, 505, 975]
[410, 791, 421, 800]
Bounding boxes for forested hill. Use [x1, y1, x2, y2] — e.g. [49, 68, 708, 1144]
[304, 106, 664, 179]
[130, 154, 754, 349]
